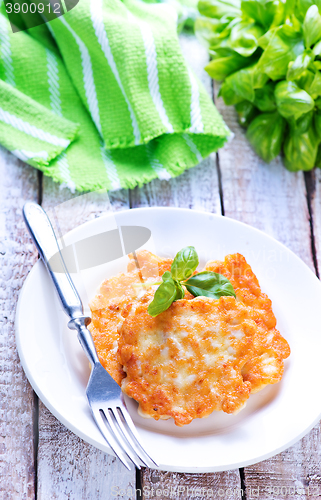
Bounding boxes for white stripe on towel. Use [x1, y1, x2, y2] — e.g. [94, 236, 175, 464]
[59, 16, 102, 136]
[91, 0, 141, 144]
[188, 69, 204, 134]
[0, 107, 70, 147]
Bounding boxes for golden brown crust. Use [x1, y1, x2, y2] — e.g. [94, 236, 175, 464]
[127, 251, 173, 278]
[205, 254, 290, 393]
[89, 251, 173, 384]
[119, 296, 256, 426]
[90, 251, 290, 424]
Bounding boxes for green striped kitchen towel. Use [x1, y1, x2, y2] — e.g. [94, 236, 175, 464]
[0, 0, 229, 192]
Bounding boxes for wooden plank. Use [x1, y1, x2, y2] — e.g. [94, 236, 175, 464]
[133, 157, 243, 496]
[133, 159, 241, 497]
[37, 178, 135, 500]
[237, 426, 321, 500]
[0, 148, 39, 500]
[141, 469, 243, 500]
[130, 154, 221, 213]
[38, 402, 136, 500]
[133, 34, 242, 500]
[215, 89, 318, 498]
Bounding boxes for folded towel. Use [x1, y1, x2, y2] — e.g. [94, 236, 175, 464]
[0, 0, 229, 191]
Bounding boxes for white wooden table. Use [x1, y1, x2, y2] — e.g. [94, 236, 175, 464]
[1, 34, 321, 500]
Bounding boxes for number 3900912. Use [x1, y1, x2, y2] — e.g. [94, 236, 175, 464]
[6, 2, 61, 13]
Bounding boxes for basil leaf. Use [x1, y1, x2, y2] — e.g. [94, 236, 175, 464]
[195, 17, 230, 48]
[284, 123, 319, 171]
[241, 0, 277, 30]
[148, 279, 177, 317]
[225, 66, 254, 102]
[219, 81, 244, 105]
[258, 27, 278, 50]
[174, 280, 185, 300]
[252, 64, 270, 89]
[185, 271, 236, 299]
[205, 52, 257, 80]
[315, 96, 321, 110]
[171, 246, 199, 281]
[235, 100, 259, 127]
[224, 64, 269, 105]
[162, 272, 185, 298]
[303, 5, 321, 49]
[308, 71, 321, 99]
[228, 21, 264, 57]
[211, 46, 240, 57]
[198, 0, 242, 19]
[257, 25, 304, 81]
[296, 110, 313, 134]
[162, 271, 173, 282]
[314, 110, 321, 136]
[313, 39, 321, 57]
[225, 69, 255, 101]
[254, 81, 276, 111]
[246, 111, 286, 162]
[313, 61, 321, 71]
[315, 143, 321, 168]
[286, 50, 314, 81]
[295, 69, 315, 92]
[296, 0, 321, 21]
[275, 80, 314, 120]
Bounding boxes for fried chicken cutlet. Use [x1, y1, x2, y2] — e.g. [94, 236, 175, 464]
[205, 254, 290, 393]
[119, 296, 257, 426]
[88, 250, 173, 384]
[89, 250, 290, 425]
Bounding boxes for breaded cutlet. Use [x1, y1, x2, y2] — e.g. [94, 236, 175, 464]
[88, 251, 173, 384]
[119, 296, 257, 426]
[205, 254, 290, 393]
[90, 250, 290, 425]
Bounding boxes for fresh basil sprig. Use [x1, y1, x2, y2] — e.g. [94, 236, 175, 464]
[171, 246, 199, 280]
[147, 272, 177, 317]
[184, 271, 236, 299]
[147, 246, 236, 317]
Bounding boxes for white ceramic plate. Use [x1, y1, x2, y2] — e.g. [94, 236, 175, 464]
[16, 207, 321, 472]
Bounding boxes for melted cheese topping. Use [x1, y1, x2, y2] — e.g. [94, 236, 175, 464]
[205, 253, 290, 393]
[119, 296, 257, 426]
[90, 251, 290, 425]
[88, 251, 173, 384]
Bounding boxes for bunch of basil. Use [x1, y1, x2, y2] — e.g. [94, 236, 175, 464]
[195, 0, 321, 170]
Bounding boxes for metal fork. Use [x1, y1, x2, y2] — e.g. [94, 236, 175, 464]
[23, 202, 158, 471]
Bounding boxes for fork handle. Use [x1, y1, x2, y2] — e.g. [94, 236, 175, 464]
[23, 202, 99, 366]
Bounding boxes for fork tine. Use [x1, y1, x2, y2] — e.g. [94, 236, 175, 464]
[91, 407, 133, 470]
[112, 409, 149, 468]
[103, 409, 142, 469]
[118, 406, 159, 468]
